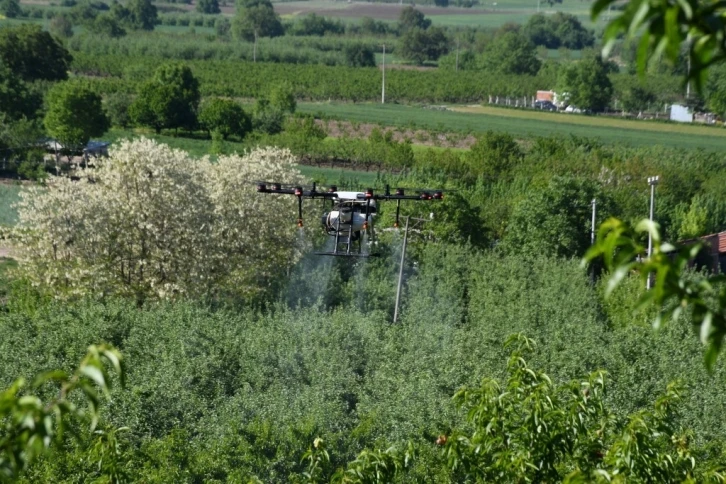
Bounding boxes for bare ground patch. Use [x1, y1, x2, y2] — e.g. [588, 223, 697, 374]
[318, 119, 476, 148]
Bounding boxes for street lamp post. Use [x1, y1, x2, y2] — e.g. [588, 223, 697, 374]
[646, 176, 660, 289]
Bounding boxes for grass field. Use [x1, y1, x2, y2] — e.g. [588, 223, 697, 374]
[299, 102, 726, 150]
[0, 184, 21, 227]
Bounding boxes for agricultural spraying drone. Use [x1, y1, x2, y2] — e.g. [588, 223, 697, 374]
[256, 182, 444, 257]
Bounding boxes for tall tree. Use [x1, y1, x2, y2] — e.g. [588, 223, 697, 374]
[49, 15, 74, 39]
[198, 98, 251, 139]
[398, 27, 450, 64]
[398, 6, 431, 32]
[129, 63, 200, 133]
[0, 24, 72, 82]
[705, 64, 726, 118]
[0, 62, 41, 121]
[44, 81, 110, 153]
[557, 55, 614, 112]
[126, 0, 157, 30]
[502, 177, 611, 259]
[232, 0, 283, 41]
[479, 31, 540, 75]
[0, 0, 21, 18]
[196, 0, 220, 14]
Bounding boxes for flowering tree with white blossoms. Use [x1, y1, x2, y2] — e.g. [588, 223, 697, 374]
[14, 138, 306, 304]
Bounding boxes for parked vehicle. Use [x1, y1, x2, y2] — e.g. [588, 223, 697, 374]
[534, 100, 557, 111]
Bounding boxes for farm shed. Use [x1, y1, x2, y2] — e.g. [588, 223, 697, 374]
[681, 231, 726, 273]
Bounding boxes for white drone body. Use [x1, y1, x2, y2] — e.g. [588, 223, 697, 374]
[323, 192, 377, 234]
[255, 183, 442, 257]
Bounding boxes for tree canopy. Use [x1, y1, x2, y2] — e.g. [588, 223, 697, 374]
[557, 55, 615, 112]
[14, 139, 307, 304]
[198, 98, 252, 139]
[479, 31, 541, 75]
[232, 0, 284, 41]
[196, 0, 220, 14]
[0, 24, 72, 82]
[398, 26, 450, 64]
[129, 63, 200, 133]
[0, 62, 41, 121]
[398, 6, 431, 31]
[43, 81, 110, 153]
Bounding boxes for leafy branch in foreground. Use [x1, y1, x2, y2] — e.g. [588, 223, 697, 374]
[592, 0, 726, 89]
[0, 344, 125, 481]
[583, 217, 726, 370]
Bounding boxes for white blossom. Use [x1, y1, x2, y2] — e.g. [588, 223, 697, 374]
[14, 138, 306, 303]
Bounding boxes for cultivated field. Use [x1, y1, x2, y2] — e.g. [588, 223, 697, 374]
[299, 102, 726, 150]
[272, 0, 604, 27]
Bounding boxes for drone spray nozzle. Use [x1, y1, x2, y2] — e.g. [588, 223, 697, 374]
[433, 191, 444, 200]
[294, 187, 303, 196]
[256, 183, 267, 192]
[272, 183, 281, 191]
[297, 219, 304, 228]
[363, 221, 369, 230]
[393, 221, 399, 228]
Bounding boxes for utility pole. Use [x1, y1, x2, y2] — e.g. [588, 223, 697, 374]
[590, 198, 597, 283]
[455, 37, 460, 72]
[591, 198, 597, 246]
[381, 43, 386, 104]
[646, 176, 659, 290]
[393, 216, 409, 324]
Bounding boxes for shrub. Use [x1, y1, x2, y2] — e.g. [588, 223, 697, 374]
[14, 138, 307, 303]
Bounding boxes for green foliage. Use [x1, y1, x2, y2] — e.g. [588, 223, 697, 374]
[287, 13, 345, 37]
[592, 0, 726, 90]
[88, 14, 127, 38]
[343, 44, 376, 68]
[103, 92, 132, 129]
[479, 31, 540, 75]
[0, 63, 41, 121]
[502, 177, 609, 259]
[398, 6, 431, 32]
[198, 98, 252, 139]
[252, 99, 285, 134]
[49, 15, 74, 39]
[524, 13, 594, 50]
[465, 130, 522, 179]
[398, 27, 450, 65]
[585, 218, 726, 370]
[125, 0, 157, 30]
[233, 0, 283, 41]
[196, 0, 220, 14]
[706, 64, 726, 117]
[0, 344, 124, 481]
[129, 63, 200, 133]
[620, 84, 657, 113]
[70, 51, 687, 106]
[0, 0, 20, 18]
[44, 81, 110, 152]
[0, 24, 72, 82]
[558, 55, 614, 112]
[445, 334, 715, 482]
[270, 81, 297, 114]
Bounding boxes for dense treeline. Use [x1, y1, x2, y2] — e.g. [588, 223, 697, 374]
[70, 52, 684, 104]
[2, 250, 726, 481]
[67, 32, 395, 66]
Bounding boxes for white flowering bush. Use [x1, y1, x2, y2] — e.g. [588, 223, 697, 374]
[14, 138, 306, 303]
